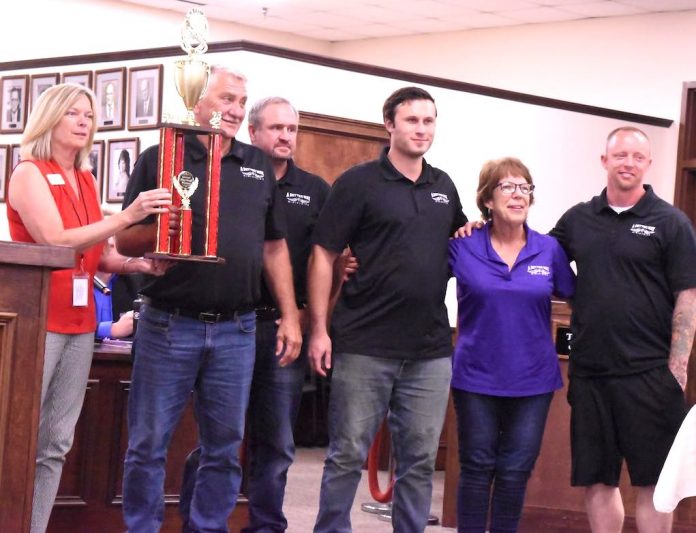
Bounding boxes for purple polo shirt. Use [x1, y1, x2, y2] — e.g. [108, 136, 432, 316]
[449, 224, 575, 397]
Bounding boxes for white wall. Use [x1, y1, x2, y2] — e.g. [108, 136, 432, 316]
[332, 10, 696, 122]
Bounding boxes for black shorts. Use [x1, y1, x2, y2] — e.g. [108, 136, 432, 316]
[568, 366, 687, 487]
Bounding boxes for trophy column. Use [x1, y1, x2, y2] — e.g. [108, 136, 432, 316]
[148, 123, 224, 263]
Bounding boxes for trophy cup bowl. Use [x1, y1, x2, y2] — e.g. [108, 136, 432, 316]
[174, 58, 210, 126]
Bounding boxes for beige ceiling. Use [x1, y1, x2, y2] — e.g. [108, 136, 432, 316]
[118, 0, 696, 41]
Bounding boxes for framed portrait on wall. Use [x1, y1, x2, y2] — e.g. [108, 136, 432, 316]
[1, 75, 29, 133]
[10, 144, 21, 172]
[105, 138, 139, 203]
[62, 70, 93, 90]
[30, 73, 59, 111]
[0, 145, 8, 202]
[88, 140, 105, 200]
[128, 65, 163, 130]
[95, 68, 126, 131]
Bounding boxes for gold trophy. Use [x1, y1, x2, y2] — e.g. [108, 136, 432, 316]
[175, 8, 211, 126]
[147, 7, 224, 263]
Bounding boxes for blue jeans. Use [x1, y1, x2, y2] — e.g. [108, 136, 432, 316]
[180, 319, 307, 532]
[314, 353, 452, 533]
[452, 389, 553, 533]
[122, 304, 255, 533]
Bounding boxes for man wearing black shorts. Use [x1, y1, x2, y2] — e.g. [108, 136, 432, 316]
[551, 126, 696, 532]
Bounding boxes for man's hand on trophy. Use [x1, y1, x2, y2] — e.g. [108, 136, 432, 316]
[167, 205, 181, 237]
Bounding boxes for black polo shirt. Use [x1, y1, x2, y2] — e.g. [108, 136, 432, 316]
[550, 185, 696, 377]
[122, 135, 286, 313]
[312, 148, 467, 360]
[259, 160, 329, 307]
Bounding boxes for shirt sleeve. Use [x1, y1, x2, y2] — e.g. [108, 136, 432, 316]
[96, 321, 112, 340]
[263, 170, 287, 241]
[121, 145, 159, 225]
[311, 172, 365, 253]
[665, 214, 696, 293]
[551, 237, 576, 299]
[449, 184, 468, 233]
[549, 210, 573, 261]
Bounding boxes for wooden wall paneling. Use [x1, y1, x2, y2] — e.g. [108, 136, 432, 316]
[0, 312, 18, 486]
[296, 111, 388, 184]
[55, 380, 100, 506]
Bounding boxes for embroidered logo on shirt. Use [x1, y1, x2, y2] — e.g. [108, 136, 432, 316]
[286, 192, 310, 206]
[240, 167, 265, 180]
[630, 224, 655, 237]
[431, 192, 449, 204]
[527, 265, 550, 276]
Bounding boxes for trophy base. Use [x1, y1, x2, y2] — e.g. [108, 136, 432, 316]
[145, 252, 226, 264]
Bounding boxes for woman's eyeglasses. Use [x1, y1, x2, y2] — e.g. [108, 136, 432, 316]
[496, 182, 535, 195]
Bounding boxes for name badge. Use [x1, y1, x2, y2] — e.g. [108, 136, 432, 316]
[72, 273, 89, 307]
[46, 173, 65, 185]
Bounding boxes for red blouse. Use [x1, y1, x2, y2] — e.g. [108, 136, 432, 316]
[7, 159, 104, 334]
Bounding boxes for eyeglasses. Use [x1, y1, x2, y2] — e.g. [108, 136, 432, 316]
[495, 182, 535, 195]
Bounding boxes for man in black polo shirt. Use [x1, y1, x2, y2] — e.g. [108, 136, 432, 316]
[115, 66, 301, 533]
[245, 96, 330, 532]
[551, 126, 696, 533]
[308, 86, 467, 533]
[180, 96, 332, 531]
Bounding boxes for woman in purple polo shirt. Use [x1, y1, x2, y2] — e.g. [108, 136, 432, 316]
[449, 157, 575, 532]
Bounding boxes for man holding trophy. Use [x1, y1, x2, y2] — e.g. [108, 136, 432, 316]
[115, 15, 302, 530]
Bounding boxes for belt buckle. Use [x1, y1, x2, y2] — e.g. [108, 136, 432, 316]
[198, 311, 220, 323]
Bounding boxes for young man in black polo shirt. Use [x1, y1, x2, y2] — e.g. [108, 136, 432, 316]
[308, 86, 467, 533]
[551, 126, 696, 533]
[115, 66, 302, 533]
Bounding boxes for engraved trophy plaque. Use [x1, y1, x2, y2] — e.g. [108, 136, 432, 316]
[147, 7, 224, 263]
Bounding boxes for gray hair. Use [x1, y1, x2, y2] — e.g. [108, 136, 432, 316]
[248, 96, 298, 129]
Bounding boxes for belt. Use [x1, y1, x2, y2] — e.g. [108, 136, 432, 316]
[142, 296, 245, 324]
[256, 306, 281, 321]
[255, 302, 307, 322]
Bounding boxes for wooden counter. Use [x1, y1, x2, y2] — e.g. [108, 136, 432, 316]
[47, 343, 248, 533]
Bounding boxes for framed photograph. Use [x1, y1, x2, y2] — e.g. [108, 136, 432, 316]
[10, 144, 21, 172]
[105, 138, 139, 203]
[0, 145, 8, 202]
[30, 73, 59, 111]
[128, 65, 163, 130]
[88, 140, 105, 200]
[95, 68, 126, 131]
[62, 70, 93, 90]
[1, 75, 29, 133]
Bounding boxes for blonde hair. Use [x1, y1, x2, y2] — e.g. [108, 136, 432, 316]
[20, 83, 98, 170]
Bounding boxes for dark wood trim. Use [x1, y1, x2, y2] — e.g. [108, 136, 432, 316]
[1, 40, 671, 128]
[298, 111, 389, 142]
[0, 241, 74, 269]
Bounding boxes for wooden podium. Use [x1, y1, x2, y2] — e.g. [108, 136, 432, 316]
[0, 241, 74, 532]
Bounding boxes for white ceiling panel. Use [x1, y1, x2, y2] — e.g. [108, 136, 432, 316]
[117, 0, 696, 42]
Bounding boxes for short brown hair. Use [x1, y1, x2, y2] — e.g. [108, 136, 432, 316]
[476, 157, 534, 221]
[382, 86, 435, 124]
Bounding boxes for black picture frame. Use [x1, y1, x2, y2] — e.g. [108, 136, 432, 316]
[95, 68, 126, 132]
[1, 75, 29, 133]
